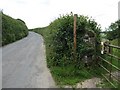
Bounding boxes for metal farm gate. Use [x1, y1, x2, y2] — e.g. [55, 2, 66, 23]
[96, 32, 120, 88]
[73, 14, 120, 88]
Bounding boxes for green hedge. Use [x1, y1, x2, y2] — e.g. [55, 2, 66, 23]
[2, 13, 28, 46]
[31, 13, 102, 85]
[47, 13, 101, 67]
[32, 13, 101, 68]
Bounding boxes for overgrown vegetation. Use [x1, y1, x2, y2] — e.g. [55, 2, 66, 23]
[43, 13, 101, 67]
[31, 13, 102, 85]
[2, 12, 28, 46]
[31, 13, 120, 87]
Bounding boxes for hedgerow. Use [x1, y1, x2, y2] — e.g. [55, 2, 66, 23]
[2, 13, 28, 46]
[45, 13, 101, 67]
[31, 13, 102, 85]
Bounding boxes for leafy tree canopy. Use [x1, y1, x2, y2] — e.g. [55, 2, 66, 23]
[106, 20, 120, 40]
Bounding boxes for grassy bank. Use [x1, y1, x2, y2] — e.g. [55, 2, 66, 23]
[2, 13, 28, 46]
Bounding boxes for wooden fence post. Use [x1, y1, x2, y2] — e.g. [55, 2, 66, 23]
[109, 42, 112, 80]
[74, 14, 77, 63]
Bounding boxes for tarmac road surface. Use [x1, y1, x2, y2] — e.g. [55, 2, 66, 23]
[2, 32, 56, 88]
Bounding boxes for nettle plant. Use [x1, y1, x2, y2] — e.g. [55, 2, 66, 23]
[48, 13, 101, 68]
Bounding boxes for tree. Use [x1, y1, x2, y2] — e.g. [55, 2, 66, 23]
[106, 20, 120, 40]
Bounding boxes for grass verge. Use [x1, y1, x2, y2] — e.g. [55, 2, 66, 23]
[31, 27, 119, 87]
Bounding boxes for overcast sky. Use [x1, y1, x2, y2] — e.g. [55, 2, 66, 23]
[0, 0, 120, 30]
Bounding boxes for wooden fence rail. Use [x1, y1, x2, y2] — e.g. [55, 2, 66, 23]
[97, 42, 120, 88]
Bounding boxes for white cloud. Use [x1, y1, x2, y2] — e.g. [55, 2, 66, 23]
[0, 0, 120, 30]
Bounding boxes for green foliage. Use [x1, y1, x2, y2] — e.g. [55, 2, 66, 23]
[47, 13, 101, 67]
[50, 66, 91, 85]
[31, 13, 102, 85]
[106, 20, 120, 40]
[96, 77, 119, 88]
[49, 65, 103, 85]
[16, 19, 26, 24]
[2, 13, 28, 46]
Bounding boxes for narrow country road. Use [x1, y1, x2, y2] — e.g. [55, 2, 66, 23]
[2, 32, 56, 88]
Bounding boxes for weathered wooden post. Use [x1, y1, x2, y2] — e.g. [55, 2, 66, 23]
[74, 14, 77, 63]
[109, 42, 112, 80]
[74, 14, 77, 54]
